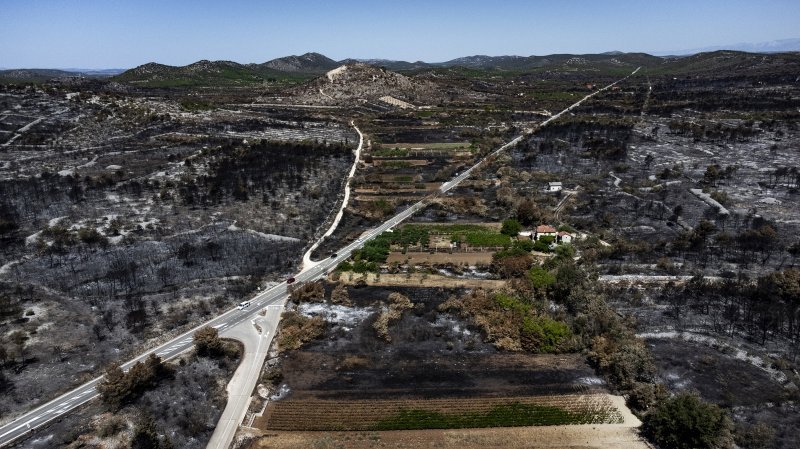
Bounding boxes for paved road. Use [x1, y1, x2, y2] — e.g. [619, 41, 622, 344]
[206, 306, 282, 449]
[0, 66, 640, 448]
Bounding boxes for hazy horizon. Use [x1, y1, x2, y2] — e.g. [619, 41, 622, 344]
[2, 0, 799, 69]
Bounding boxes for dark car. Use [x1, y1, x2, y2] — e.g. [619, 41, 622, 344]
[286, 277, 296, 284]
[330, 253, 337, 258]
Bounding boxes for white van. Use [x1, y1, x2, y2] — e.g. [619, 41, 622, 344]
[237, 301, 251, 310]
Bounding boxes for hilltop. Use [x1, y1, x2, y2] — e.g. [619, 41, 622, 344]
[651, 50, 800, 77]
[255, 52, 339, 73]
[0, 69, 79, 82]
[287, 62, 457, 107]
[112, 60, 268, 87]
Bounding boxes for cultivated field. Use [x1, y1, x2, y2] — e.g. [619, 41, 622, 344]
[257, 394, 624, 431]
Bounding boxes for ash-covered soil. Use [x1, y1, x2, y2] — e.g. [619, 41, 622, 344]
[646, 337, 799, 449]
[278, 284, 605, 402]
[647, 338, 788, 407]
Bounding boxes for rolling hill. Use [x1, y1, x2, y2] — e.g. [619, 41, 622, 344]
[95, 50, 800, 88]
[255, 52, 339, 73]
[288, 62, 458, 106]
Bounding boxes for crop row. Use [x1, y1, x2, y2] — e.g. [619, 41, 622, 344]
[265, 394, 624, 431]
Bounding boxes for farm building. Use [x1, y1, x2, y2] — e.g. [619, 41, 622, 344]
[557, 231, 573, 244]
[534, 225, 557, 240]
[547, 181, 563, 192]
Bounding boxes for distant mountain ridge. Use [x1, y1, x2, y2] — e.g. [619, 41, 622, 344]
[348, 52, 664, 72]
[0, 68, 124, 82]
[656, 38, 800, 56]
[112, 51, 666, 86]
[5, 44, 800, 84]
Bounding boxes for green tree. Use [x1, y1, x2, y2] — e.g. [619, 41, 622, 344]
[97, 355, 172, 410]
[516, 199, 544, 226]
[643, 392, 733, 449]
[500, 219, 523, 236]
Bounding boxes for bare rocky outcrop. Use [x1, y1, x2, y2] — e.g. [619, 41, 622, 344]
[289, 63, 455, 106]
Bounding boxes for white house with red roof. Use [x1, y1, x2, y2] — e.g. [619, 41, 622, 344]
[534, 225, 557, 240]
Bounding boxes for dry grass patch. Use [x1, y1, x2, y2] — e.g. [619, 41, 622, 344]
[276, 311, 326, 352]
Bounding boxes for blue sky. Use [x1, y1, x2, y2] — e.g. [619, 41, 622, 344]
[1, 0, 798, 69]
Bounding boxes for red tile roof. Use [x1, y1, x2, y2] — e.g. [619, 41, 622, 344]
[536, 225, 557, 233]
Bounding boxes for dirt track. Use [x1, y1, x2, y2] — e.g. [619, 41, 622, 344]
[334, 271, 506, 289]
[250, 424, 649, 449]
[386, 251, 494, 265]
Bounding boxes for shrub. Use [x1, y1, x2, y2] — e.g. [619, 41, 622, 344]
[290, 280, 325, 303]
[628, 382, 668, 412]
[513, 239, 534, 252]
[642, 392, 733, 449]
[494, 293, 530, 314]
[130, 414, 171, 449]
[96, 414, 128, 438]
[330, 283, 351, 305]
[277, 311, 326, 351]
[492, 254, 534, 278]
[554, 243, 575, 260]
[527, 266, 556, 290]
[533, 239, 552, 253]
[589, 336, 655, 391]
[520, 316, 571, 353]
[262, 366, 283, 387]
[734, 421, 776, 449]
[374, 292, 414, 342]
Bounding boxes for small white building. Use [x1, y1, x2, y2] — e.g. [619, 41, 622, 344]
[557, 231, 573, 244]
[547, 182, 563, 192]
